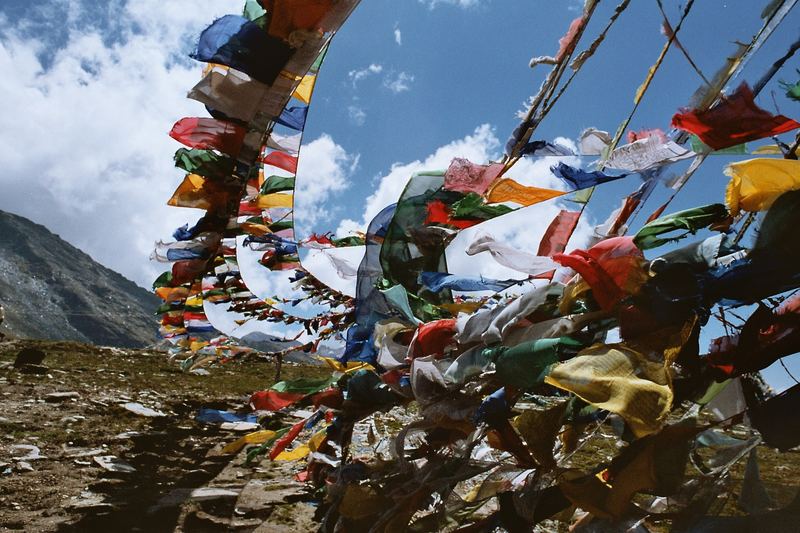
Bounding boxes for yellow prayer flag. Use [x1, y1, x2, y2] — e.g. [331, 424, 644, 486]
[724, 158, 800, 216]
[221, 429, 277, 455]
[545, 343, 673, 437]
[274, 444, 310, 461]
[185, 294, 203, 308]
[292, 74, 317, 104]
[634, 64, 657, 104]
[240, 222, 272, 236]
[168, 174, 212, 209]
[318, 356, 374, 373]
[189, 340, 209, 352]
[439, 301, 485, 315]
[274, 428, 328, 461]
[307, 428, 328, 453]
[752, 144, 784, 155]
[256, 193, 294, 209]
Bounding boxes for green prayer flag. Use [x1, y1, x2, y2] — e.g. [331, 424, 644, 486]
[483, 337, 585, 390]
[243, 0, 267, 21]
[452, 193, 513, 220]
[269, 220, 294, 232]
[310, 45, 328, 74]
[689, 135, 747, 155]
[270, 376, 336, 395]
[174, 148, 235, 180]
[331, 235, 366, 247]
[570, 186, 594, 205]
[152, 271, 173, 290]
[633, 203, 729, 250]
[780, 78, 800, 102]
[260, 175, 295, 195]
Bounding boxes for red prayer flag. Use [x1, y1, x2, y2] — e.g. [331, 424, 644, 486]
[553, 237, 645, 311]
[171, 259, 207, 285]
[268, 418, 307, 460]
[645, 202, 669, 224]
[537, 210, 581, 257]
[238, 201, 263, 216]
[251, 390, 306, 411]
[262, 151, 299, 173]
[170, 117, 247, 157]
[160, 313, 184, 326]
[607, 195, 640, 237]
[425, 200, 480, 229]
[410, 319, 457, 359]
[268, 0, 334, 40]
[671, 84, 800, 150]
[311, 388, 343, 409]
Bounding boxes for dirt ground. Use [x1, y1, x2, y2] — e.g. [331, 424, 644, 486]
[0, 339, 326, 532]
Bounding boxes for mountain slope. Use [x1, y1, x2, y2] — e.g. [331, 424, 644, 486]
[0, 210, 159, 347]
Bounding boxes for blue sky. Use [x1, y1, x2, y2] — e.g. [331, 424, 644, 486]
[1, 0, 799, 389]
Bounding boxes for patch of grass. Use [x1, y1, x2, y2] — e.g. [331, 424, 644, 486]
[0, 339, 331, 400]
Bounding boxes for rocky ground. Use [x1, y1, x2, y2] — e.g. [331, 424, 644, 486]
[3, 339, 800, 532]
[0, 339, 327, 532]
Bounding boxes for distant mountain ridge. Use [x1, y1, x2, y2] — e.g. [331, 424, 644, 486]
[0, 210, 159, 347]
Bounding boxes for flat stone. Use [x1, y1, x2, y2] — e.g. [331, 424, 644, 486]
[10, 444, 43, 461]
[67, 491, 115, 512]
[45, 391, 80, 402]
[15, 461, 34, 472]
[64, 447, 104, 458]
[112, 431, 141, 440]
[122, 402, 166, 418]
[220, 422, 260, 432]
[189, 487, 242, 502]
[94, 455, 136, 473]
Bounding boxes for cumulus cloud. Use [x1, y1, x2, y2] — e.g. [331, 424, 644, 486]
[394, 27, 403, 46]
[294, 134, 359, 238]
[0, 0, 243, 288]
[347, 63, 383, 87]
[383, 71, 415, 93]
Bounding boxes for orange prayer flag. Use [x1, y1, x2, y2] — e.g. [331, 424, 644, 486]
[486, 179, 565, 206]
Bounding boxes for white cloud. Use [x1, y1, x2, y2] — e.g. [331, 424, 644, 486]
[0, 0, 243, 288]
[418, 0, 484, 9]
[347, 63, 383, 87]
[383, 71, 415, 93]
[347, 105, 367, 126]
[394, 27, 403, 46]
[294, 134, 359, 238]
